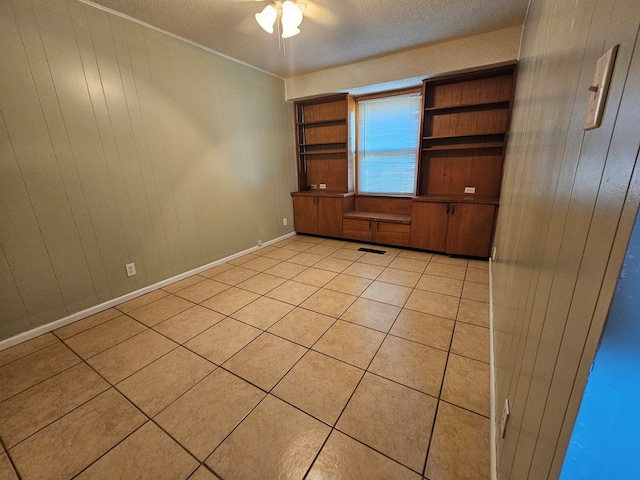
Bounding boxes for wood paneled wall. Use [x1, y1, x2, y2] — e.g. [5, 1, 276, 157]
[0, 0, 297, 340]
[493, 0, 640, 478]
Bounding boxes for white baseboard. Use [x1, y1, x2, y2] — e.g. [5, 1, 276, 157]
[489, 257, 498, 480]
[0, 232, 297, 352]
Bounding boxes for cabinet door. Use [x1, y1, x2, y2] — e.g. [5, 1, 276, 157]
[343, 218, 374, 242]
[292, 196, 317, 234]
[446, 203, 496, 257]
[376, 222, 411, 247]
[316, 197, 344, 237]
[409, 202, 448, 251]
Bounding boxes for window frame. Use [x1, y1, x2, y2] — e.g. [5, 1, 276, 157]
[355, 87, 422, 197]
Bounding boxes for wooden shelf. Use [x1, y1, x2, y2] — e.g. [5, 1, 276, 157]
[299, 149, 348, 156]
[297, 119, 346, 127]
[423, 132, 507, 141]
[422, 143, 504, 152]
[424, 100, 510, 112]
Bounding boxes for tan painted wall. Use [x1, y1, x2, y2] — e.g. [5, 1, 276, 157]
[493, 0, 640, 478]
[285, 26, 522, 100]
[0, 0, 297, 340]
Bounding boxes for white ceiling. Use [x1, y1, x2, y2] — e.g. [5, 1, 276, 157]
[86, 0, 529, 78]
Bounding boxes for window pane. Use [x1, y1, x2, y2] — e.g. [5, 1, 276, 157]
[358, 94, 421, 194]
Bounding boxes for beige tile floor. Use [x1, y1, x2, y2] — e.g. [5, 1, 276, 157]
[0, 235, 491, 480]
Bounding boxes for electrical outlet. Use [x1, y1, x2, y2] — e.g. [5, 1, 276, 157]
[283, 218, 288, 226]
[257, 240, 262, 247]
[500, 399, 511, 438]
[464, 186, 476, 194]
[125, 263, 136, 277]
[319, 183, 327, 189]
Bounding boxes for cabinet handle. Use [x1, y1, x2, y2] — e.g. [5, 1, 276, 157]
[451, 204, 456, 215]
[369, 221, 372, 230]
[376, 222, 380, 231]
[446, 204, 450, 215]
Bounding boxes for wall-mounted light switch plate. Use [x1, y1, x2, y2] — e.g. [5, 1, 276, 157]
[464, 187, 476, 194]
[584, 45, 618, 130]
[283, 218, 288, 226]
[500, 399, 511, 438]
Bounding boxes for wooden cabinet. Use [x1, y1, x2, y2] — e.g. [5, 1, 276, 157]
[342, 217, 411, 247]
[294, 94, 355, 192]
[411, 64, 517, 257]
[410, 200, 496, 257]
[292, 192, 351, 238]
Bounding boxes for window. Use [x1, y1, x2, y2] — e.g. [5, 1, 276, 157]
[357, 92, 421, 195]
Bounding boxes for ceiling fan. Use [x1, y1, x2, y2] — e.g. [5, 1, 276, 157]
[237, 0, 339, 38]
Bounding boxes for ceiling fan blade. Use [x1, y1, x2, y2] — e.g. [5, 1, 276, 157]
[302, 0, 340, 28]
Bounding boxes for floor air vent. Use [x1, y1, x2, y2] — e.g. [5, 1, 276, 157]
[357, 247, 386, 255]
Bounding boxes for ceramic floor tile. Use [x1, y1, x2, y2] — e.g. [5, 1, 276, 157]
[360, 281, 413, 307]
[323, 274, 373, 296]
[211, 266, 259, 286]
[430, 255, 469, 267]
[313, 257, 353, 273]
[162, 275, 207, 294]
[425, 401, 490, 480]
[376, 267, 421, 288]
[198, 263, 234, 279]
[305, 244, 339, 257]
[388, 256, 429, 273]
[155, 369, 264, 460]
[462, 281, 490, 302]
[241, 256, 282, 272]
[319, 238, 349, 248]
[0, 342, 80, 402]
[174, 279, 231, 303]
[340, 297, 401, 333]
[206, 395, 330, 479]
[330, 248, 365, 261]
[0, 454, 18, 480]
[9, 389, 145, 480]
[267, 308, 335, 347]
[200, 287, 260, 316]
[272, 350, 363, 425]
[223, 333, 306, 391]
[189, 466, 218, 480]
[424, 261, 467, 281]
[457, 298, 490, 327]
[184, 317, 261, 365]
[263, 261, 308, 279]
[467, 259, 489, 271]
[389, 309, 454, 351]
[128, 295, 195, 327]
[451, 322, 490, 363]
[0, 363, 109, 448]
[288, 252, 325, 266]
[261, 247, 300, 261]
[313, 320, 385, 369]
[117, 347, 216, 417]
[0, 333, 58, 367]
[281, 242, 314, 253]
[336, 373, 437, 472]
[265, 280, 319, 306]
[53, 309, 120, 341]
[464, 267, 489, 284]
[441, 354, 490, 417]
[231, 296, 294, 330]
[87, 330, 177, 384]
[153, 305, 225, 344]
[415, 274, 464, 297]
[369, 335, 447, 397]
[405, 289, 460, 320]
[63, 315, 146, 359]
[116, 289, 170, 313]
[306, 430, 420, 480]
[292, 267, 338, 287]
[228, 254, 259, 266]
[397, 250, 433, 261]
[342, 262, 385, 280]
[300, 289, 357, 318]
[75, 421, 198, 480]
[357, 252, 394, 267]
[254, 245, 279, 257]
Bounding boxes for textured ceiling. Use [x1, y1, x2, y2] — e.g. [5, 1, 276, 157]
[85, 0, 529, 78]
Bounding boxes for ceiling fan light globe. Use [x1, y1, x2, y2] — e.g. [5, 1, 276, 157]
[282, 1, 304, 28]
[255, 4, 277, 34]
[281, 26, 300, 38]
